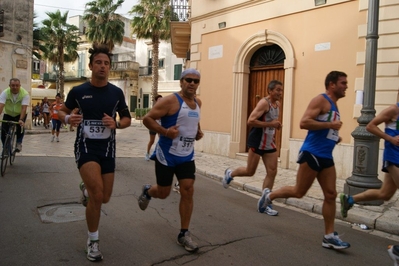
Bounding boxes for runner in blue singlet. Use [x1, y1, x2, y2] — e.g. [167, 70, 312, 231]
[337, 103, 399, 262]
[259, 71, 351, 250]
[138, 68, 203, 253]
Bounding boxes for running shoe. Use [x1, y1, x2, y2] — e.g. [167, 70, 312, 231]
[263, 204, 278, 216]
[222, 168, 233, 188]
[339, 193, 353, 218]
[79, 182, 89, 207]
[56, 137, 59, 142]
[145, 153, 150, 161]
[86, 239, 103, 262]
[322, 232, 350, 249]
[177, 231, 199, 252]
[51, 135, 55, 142]
[173, 182, 180, 193]
[15, 143, 22, 152]
[257, 188, 271, 213]
[138, 184, 151, 210]
[388, 245, 399, 266]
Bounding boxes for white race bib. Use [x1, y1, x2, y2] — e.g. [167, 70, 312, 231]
[326, 129, 339, 142]
[83, 120, 111, 139]
[175, 136, 195, 153]
[265, 127, 275, 135]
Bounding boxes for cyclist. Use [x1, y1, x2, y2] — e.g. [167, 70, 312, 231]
[0, 78, 29, 152]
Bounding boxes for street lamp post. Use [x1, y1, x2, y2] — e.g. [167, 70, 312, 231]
[344, 0, 382, 205]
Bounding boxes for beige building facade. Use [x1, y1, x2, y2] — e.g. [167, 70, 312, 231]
[171, 0, 399, 179]
[0, 0, 34, 127]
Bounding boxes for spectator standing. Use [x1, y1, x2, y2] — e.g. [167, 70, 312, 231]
[49, 93, 63, 142]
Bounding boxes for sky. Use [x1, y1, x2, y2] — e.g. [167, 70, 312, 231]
[34, 0, 139, 23]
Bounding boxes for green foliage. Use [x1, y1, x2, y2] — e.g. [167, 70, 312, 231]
[134, 108, 151, 119]
[129, 0, 172, 100]
[129, 0, 172, 41]
[83, 0, 125, 51]
[39, 10, 80, 98]
[33, 13, 44, 60]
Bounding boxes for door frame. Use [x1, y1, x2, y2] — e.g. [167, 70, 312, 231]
[247, 65, 285, 157]
[230, 30, 295, 168]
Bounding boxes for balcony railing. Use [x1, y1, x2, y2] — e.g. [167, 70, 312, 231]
[171, 0, 190, 22]
[139, 66, 152, 76]
[111, 61, 139, 72]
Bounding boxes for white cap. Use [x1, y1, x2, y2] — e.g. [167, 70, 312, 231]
[180, 68, 200, 79]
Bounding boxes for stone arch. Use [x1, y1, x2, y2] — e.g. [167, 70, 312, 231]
[230, 30, 295, 168]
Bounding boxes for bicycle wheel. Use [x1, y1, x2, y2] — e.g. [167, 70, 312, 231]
[9, 127, 17, 165]
[1, 135, 10, 176]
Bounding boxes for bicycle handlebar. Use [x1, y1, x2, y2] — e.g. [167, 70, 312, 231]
[0, 120, 25, 133]
[0, 120, 20, 124]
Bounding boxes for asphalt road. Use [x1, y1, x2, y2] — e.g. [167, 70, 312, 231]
[0, 155, 396, 266]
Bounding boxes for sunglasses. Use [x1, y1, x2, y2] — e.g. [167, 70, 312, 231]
[184, 78, 200, 84]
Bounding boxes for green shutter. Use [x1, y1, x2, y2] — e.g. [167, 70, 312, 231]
[130, 96, 137, 112]
[174, 64, 182, 80]
[143, 94, 149, 108]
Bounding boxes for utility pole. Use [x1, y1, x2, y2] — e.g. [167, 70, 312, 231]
[344, 0, 382, 205]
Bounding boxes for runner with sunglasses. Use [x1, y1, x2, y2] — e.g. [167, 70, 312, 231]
[139, 68, 203, 252]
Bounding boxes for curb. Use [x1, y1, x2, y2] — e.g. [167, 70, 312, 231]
[197, 168, 399, 236]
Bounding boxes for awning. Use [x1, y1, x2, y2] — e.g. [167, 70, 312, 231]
[31, 88, 57, 100]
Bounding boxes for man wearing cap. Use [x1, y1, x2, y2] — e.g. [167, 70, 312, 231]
[139, 68, 203, 252]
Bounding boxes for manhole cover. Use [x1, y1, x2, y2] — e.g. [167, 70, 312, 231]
[37, 203, 104, 223]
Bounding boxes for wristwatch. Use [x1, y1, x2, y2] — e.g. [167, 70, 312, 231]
[116, 121, 121, 128]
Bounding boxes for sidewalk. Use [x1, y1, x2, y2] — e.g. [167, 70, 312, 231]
[22, 119, 399, 238]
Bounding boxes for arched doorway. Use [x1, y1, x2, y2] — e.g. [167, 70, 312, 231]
[231, 30, 295, 168]
[247, 44, 286, 156]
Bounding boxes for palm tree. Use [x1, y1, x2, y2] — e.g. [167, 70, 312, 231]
[83, 0, 125, 51]
[33, 13, 44, 60]
[130, 0, 172, 100]
[40, 10, 80, 98]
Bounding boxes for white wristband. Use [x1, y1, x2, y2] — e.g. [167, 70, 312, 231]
[65, 115, 71, 124]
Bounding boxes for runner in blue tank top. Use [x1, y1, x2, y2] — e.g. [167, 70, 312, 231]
[337, 103, 399, 262]
[258, 71, 351, 250]
[138, 68, 203, 253]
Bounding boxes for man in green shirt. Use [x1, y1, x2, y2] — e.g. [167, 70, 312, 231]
[0, 78, 29, 152]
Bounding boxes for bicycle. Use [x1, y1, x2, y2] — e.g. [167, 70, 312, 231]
[0, 120, 22, 176]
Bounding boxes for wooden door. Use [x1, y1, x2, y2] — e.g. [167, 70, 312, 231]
[247, 65, 285, 156]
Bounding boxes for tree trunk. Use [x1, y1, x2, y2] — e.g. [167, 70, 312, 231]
[151, 36, 160, 102]
[58, 46, 65, 98]
[59, 63, 65, 98]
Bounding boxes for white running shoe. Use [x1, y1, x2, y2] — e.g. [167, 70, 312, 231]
[51, 135, 55, 142]
[257, 188, 271, 213]
[388, 245, 399, 266]
[263, 204, 278, 216]
[145, 153, 150, 161]
[173, 182, 180, 193]
[222, 168, 233, 188]
[177, 231, 198, 252]
[138, 184, 151, 210]
[86, 238, 103, 261]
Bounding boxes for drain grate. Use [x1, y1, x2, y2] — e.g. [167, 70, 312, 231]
[37, 203, 104, 223]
